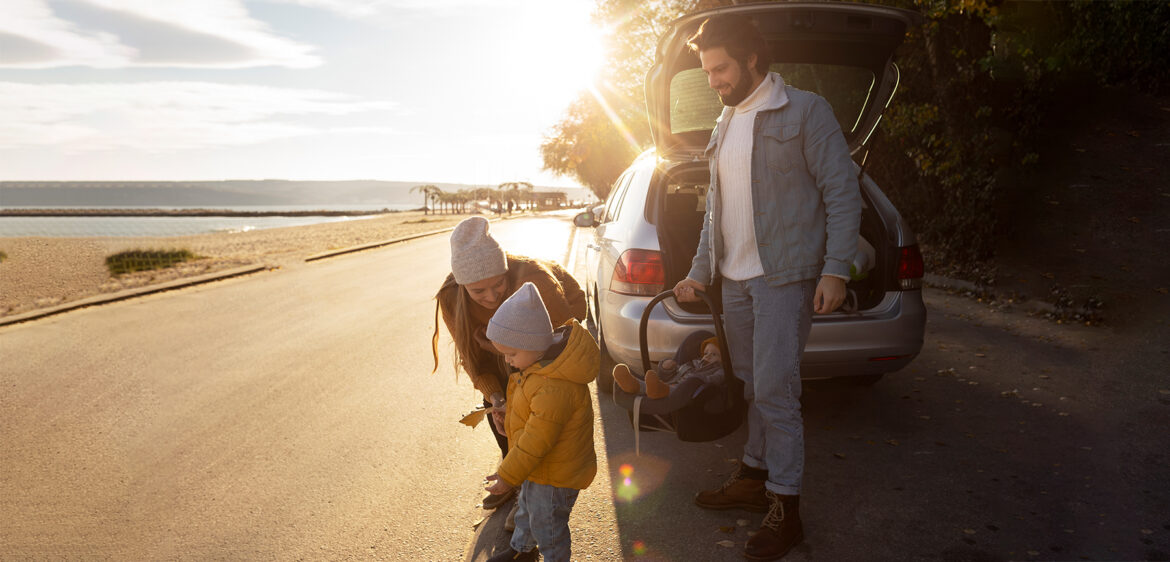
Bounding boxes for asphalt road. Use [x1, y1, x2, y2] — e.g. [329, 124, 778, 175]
[4, 214, 1168, 561]
[0, 215, 614, 560]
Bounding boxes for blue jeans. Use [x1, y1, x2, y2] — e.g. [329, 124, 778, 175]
[509, 481, 580, 562]
[722, 277, 815, 495]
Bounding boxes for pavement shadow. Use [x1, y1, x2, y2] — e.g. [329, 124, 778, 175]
[465, 496, 517, 561]
[593, 352, 772, 561]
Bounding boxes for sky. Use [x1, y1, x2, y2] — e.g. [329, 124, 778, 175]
[0, 0, 608, 186]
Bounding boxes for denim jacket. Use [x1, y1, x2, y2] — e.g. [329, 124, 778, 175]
[687, 73, 861, 288]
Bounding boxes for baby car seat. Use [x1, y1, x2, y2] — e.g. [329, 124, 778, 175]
[610, 290, 746, 448]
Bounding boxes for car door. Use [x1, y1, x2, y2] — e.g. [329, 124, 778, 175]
[586, 171, 633, 315]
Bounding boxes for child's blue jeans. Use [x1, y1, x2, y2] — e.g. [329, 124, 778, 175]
[509, 480, 580, 562]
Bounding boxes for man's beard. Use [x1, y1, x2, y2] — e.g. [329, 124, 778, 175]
[718, 65, 756, 106]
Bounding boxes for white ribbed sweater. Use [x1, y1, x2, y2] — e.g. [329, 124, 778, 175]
[717, 74, 775, 281]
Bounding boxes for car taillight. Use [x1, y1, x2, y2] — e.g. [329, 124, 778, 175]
[611, 249, 664, 296]
[897, 245, 924, 290]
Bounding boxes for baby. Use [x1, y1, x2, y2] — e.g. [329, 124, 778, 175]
[612, 335, 724, 400]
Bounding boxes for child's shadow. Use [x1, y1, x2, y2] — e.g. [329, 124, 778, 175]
[465, 497, 517, 561]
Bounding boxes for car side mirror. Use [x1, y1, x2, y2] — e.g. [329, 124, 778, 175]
[573, 211, 597, 228]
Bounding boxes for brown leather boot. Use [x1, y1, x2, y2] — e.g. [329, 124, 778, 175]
[744, 491, 803, 560]
[694, 462, 769, 512]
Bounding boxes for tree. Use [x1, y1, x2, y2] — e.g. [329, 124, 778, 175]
[410, 184, 440, 215]
[498, 181, 534, 210]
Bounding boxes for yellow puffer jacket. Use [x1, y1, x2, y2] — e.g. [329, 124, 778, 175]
[498, 320, 599, 490]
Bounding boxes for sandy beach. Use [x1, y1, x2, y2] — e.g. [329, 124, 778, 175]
[0, 210, 489, 317]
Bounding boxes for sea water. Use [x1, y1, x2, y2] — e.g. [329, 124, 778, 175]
[0, 204, 418, 237]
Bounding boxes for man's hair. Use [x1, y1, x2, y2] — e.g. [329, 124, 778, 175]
[686, 14, 771, 75]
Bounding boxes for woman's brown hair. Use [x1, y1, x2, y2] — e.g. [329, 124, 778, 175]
[432, 274, 483, 379]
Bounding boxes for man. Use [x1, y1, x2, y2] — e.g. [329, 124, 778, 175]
[673, 14, 861, 561]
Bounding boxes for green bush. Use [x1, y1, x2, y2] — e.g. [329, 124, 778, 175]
[0, 250, 7, 263]
[866, 0, 1170, 279]
[106, 249, 200, 276]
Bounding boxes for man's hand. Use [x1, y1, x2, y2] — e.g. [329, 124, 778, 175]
[673, 278, 706, 303]
[484, 473, 513, 495]
[813, 276, 847, 314]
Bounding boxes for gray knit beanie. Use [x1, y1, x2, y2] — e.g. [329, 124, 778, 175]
[487, 282, 554, 351]
[450, 216, 508, 285]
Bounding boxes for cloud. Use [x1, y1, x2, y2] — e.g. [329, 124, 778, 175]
[0, 0, 319, 68]
[0, 0, 136, 68]
[258, 0, 385, 17]
[0, 82, 396, 151]
[257, 0, 504, 18]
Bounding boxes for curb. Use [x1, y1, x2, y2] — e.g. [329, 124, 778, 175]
[0, 264, 269, 328]
[304, 226, 460, 262]
[0, 210, 586, 328]
[923, 273, 1059, 316]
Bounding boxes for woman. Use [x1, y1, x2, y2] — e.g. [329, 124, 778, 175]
[432, 216, 586, 510]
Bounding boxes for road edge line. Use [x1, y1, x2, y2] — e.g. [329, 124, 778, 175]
[0, 264, 270, 328]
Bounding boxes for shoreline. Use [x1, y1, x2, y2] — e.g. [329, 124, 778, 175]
[0, 210, 500, 318]
[0, 207, 420, 217]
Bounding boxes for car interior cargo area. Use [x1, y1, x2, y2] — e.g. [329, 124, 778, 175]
[655, 167, 889, 316]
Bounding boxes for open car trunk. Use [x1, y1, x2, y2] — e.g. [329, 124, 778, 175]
[653, 166, 892, 317]
[646, 3, 921, 160]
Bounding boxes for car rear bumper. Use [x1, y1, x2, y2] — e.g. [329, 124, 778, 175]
[599, 289, 926, 378]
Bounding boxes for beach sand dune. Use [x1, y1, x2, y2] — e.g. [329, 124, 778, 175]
[1, 211, 478, 317]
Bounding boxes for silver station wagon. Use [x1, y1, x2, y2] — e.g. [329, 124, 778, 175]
[577, 2, 926, 388]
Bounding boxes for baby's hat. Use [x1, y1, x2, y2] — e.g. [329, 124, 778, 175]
[450, 216, 507, 285]
[487, 282, 553, 351]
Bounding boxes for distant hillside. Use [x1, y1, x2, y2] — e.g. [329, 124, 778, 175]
[0, 180, 594, 208]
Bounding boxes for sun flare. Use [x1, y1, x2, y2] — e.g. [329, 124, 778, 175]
[520, 1, 610, 108]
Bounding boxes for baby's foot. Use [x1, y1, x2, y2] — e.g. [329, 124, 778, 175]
[612, 363, 640, 394]
[645, 370, 670, 400]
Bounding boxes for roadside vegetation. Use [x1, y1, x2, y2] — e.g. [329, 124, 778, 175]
[0, 250, 7, 263]
[539, 0, 1170, 281]
[410, 181, 541, 215]
[106, 249, 201, 276]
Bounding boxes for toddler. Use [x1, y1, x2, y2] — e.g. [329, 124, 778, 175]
[483, 282, 599, 562]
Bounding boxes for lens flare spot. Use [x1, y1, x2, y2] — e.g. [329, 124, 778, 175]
[620, 463, 634, 478]
[617, 476, 641, 503]
[633, 540, 647, 556]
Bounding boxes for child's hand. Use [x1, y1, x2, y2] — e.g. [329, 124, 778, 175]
[490, 403, 506, 430]
[484, 473, 513, 495]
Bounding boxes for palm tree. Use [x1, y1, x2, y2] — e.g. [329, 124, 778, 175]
[498, 181, 534, 211]
[470, 186, 498, 214]
[410, 184, 439, 215]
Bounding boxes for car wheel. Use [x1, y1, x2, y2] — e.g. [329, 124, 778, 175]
[593, 291, 615, 394]
[843, 374, 884, 386]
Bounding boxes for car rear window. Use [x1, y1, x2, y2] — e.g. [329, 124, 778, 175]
[669, 63, 874, 135]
